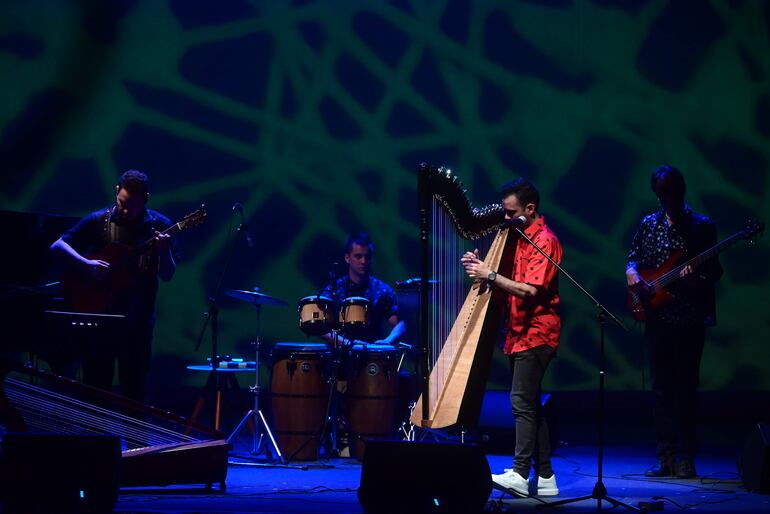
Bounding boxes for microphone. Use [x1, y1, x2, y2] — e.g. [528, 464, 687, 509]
[232, 202, 254, 248]
[501, 215, 528, 228]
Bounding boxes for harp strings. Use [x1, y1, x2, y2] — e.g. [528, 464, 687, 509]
[430, 196, 465, 414]
[3, 376, 204, 449]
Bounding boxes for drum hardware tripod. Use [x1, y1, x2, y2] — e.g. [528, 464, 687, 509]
[392, 341, 420, 442]
[226, 339, 279, 456]
[284, 330, 363, 464]
[322, 332, 367, 458]
[210, 285, 298, 468]
[314, 330, 344, 460]
[400, 401, 418, 441]
[227, 321, 304, 470]
[224, 303, 274, 453]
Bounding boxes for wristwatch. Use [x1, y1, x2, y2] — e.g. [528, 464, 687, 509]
[487, 271, 497, 282]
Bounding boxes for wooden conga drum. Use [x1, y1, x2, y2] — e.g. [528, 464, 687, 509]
[346, 344, 399, 460]
[270, 342, 330, 460]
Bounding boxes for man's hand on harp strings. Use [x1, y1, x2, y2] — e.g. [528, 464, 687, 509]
[462, 248, 539, 299]
[461, 248, 492, 281]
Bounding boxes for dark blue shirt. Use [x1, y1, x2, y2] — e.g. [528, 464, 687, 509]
[321, 275, 398, 343]
[62, 206, 178, 324]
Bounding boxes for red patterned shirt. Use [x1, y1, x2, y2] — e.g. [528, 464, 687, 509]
[503, 216, 562, 354]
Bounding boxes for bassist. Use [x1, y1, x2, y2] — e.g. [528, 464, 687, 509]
[50, 170, 178, 402]
[625, 165, 722, 479]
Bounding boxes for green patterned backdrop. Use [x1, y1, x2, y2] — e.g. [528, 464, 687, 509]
[1, 0, 768, 394]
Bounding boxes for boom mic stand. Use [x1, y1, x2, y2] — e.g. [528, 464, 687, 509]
[510, 225, 639, 513]
[192, 205, 246, 431]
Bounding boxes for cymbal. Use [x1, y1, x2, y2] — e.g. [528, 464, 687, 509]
[225, 289, 287, 306]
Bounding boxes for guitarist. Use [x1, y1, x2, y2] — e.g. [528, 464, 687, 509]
[625, 165, 722, 479]
[50, 170, 178, 402]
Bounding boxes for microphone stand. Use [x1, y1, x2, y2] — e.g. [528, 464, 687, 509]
[509, 224, 639, 513]
[192, 206, 246, 431]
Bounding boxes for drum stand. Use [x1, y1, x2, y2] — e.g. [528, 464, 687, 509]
[227, 304, 304, 469]
[318, 330, 345, 457]
[284, 330, 362, 464]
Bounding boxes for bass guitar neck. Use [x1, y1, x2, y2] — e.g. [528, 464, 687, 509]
[626, 219, 764, 321]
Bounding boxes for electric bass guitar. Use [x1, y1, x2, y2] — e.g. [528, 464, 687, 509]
[626, 220, 764, 322]
[61, 205, 207, 313]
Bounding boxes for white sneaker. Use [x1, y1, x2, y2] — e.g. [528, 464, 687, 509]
[491, 469, 529, 497]
[536, 474, 559, 496]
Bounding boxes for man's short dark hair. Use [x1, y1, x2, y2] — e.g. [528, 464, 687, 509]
[500, 178, 540, 210]
[345, 231, 374, 254]
[118, 169, 150, 198]
[650, 165, 686, 200]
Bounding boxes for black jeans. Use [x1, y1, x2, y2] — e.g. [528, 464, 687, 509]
[646, 321, 705, 461]
[510, 345, 555, 478]
[82, 323, 154, 403]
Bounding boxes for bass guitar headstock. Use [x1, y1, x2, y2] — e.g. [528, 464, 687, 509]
[740, 219, 765, 243]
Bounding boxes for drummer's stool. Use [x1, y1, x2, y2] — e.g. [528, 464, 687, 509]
[186, 365, 254, 432]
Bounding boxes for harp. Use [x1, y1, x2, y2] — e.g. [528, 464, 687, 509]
[411, 164, 515, 429]
[0, 360, 229, 490]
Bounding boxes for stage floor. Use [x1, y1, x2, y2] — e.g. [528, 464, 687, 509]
[115, 438, 769, 513]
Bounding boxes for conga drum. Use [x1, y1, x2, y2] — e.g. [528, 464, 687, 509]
[346, 344, 399, 460]
[297, 295, 335, 336]
[270, 342, 330, 460]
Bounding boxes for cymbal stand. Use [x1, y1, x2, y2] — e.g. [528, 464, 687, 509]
[228, 303, 301, 469]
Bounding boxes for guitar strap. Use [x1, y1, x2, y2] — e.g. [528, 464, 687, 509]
[679, 210, 712, 262]
[679, 210, 695, 257]
[102, 207, 113, 244]
[140, 213, 157, 272]
[103, 207, 158, 272]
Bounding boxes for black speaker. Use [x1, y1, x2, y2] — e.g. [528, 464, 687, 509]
[0, 434, 121, 513]
[740, 423, 770, 494]
[358, 440, 492, 513]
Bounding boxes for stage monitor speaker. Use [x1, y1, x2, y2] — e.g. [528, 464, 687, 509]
[740, 423, 770, 494]
[358, 440, 491, 513]
[0, 433, 121, 513]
